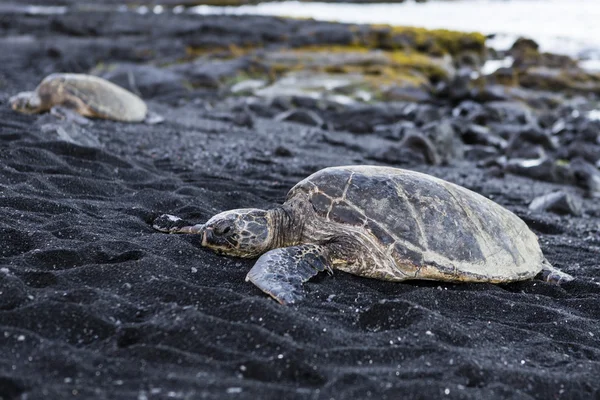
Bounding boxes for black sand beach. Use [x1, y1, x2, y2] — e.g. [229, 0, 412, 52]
[0, 7, 599, 400]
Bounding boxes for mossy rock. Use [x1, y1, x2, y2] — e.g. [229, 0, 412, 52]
[519, 66, 600, 94]
[510, 38, 577, 70]
[258, 46, 452, 83]
[488, 67, 519, 87]
[355, 25, 486, 57]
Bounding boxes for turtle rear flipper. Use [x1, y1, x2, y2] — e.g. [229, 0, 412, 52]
[144, 111, 164, 125]
[539, 259, 574, 284]
[246, 244, 332, 305]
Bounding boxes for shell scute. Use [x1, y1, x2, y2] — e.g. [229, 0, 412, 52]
[367, 221, 395, 246]
[394, 243, 424, 265]
[310, 192, 331, 214]
[310, 169, 349, 199]
[329, 201, 366, 225]
[344, 173, 422, 246]
[380, 175, 483, 262]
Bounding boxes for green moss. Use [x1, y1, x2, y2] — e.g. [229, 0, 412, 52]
[362, 25, 486, 56]
[252, 45, 442, 101]
[388, 51, 450, 81]
[266, 46, 449, 80]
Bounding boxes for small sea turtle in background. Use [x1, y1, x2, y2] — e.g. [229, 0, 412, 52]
[154, 166, 573, 304]
[10, 73, 163, 124]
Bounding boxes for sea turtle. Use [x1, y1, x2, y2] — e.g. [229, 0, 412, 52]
[153, 165, 573, 304]
[9, 73, 162, 123]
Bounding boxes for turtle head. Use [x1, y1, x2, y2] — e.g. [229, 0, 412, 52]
[201, 209, 272, 258]
[9, 92, 42, 114]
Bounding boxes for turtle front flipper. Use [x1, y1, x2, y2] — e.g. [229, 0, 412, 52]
[50, 106, 91, 125]
[246, 244, 332, 305]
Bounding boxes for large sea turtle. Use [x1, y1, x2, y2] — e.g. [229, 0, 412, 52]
[153, 166, 573, 304]
[9, 73, 161, 123]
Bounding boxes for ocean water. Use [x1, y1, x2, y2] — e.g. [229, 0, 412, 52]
[190, 0, 600, 62]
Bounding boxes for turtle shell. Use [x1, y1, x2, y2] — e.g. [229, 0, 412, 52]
[286, 165, 544, 282]
[38, 73, 147, 122]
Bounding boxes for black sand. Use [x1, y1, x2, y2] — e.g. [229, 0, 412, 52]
[1, 8, 599, 400]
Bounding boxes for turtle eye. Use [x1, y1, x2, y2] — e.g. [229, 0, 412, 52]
[213, 221, 233, 237]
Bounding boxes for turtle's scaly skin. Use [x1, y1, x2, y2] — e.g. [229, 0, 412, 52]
[10, 73, 147, 122]
[288, 166, 543, 283]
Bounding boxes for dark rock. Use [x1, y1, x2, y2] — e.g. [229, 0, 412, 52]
[484, 101, 534, 125]
[270, 96, 294, 112]
[557, 141, 600, 165]
[507, 144, 547, 160]
[464, 145, 500, 162]
[538, 53, 579, 69]
[383, 85, 432, 103]
[459, 123, 507, 149]
[328, 104, 407, 133]
[509, 37, 576, 70]
[232, 110, 255, 128]
[291, 96, 321, 110]
[473, 84, 510, 102]
[574, 118, 600, 143]
[421, 119, 463, 164]
[291, 25, 355, 47]
[504, 157, 557, 182]
[274, 145, 294, 157]
[444, 67, 475, 101]
[369, 141, 435, 166]
[485, 165, 506, 178]
[246, 100, 278, 118]
[412, 104, 443, 126]
[199, 109, 255, 128]
[529, 191, 583, 216]
[510, 37, 539, 53]
[537, 112, 559, 129]
[398, 133, 440, 165]
[497, 125, 554, 148]
[456, 51, 482, 68]
[97, 64, 187, 100]
[171, 58, 249, 88]
[374, 120, 417, 141]
[570, 157, 600, 195]
[452, 100, 484, 119]
[505, 126, 557, 159]
[487, 66, 518, 86]
[519, 66, 599, 95]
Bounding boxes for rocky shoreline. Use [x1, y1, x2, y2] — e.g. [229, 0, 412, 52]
[0, 8, 599, 399]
